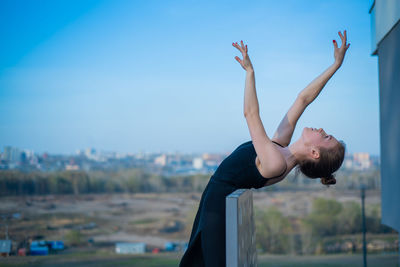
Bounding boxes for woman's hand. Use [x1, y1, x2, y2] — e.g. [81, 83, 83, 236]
[333, 30, 350, 67]
[233, 40, 254, 71]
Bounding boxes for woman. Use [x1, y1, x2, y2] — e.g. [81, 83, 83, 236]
[179, 30, 350, 267]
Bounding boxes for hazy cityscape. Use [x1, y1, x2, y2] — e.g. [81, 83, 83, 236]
[0, 145, 380, 176]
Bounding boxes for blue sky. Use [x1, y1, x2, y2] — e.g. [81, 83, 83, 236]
[0, 0, 379, 155]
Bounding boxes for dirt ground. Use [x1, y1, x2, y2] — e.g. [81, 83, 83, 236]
[0, 189, 381, 249]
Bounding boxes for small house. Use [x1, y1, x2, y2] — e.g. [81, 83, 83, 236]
[0, 240, 12, 256]
[115, 242, 146, 254]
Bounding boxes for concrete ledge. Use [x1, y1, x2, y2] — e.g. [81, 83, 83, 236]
[226, 189, 257, 267]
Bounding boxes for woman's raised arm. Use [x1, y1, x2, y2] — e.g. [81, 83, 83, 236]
[233, 41, 286, 178]
[272, 30, 350, 147]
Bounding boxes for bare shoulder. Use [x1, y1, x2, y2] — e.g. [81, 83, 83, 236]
[255, 143, 287, 179]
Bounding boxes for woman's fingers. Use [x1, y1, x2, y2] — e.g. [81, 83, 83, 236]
[233, 40, 250, 69]
[233, 43, 244, 54]
[338, 30, 348, 48]
[343, 30, 350, 50]
[232, 42, 239, 50]
[338, 31, 344, 42]
[233, 41, 248, 55]
[232, 42, 244, 54]
[343, 30, 347, 47]
[235, 56, 243, 65]
[333, 39, 338, 49]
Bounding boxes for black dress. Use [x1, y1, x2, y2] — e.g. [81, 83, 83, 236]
[179, 140, 286, 267]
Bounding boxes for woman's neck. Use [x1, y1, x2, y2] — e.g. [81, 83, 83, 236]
[274, 143, 298, 174]
[285, 139, 308, 169]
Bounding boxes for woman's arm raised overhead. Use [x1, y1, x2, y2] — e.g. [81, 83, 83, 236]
[272, 30, 350, 147]
[233, 41, 286, 178]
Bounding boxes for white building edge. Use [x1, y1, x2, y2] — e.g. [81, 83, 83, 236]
[369, 0, 400, 264]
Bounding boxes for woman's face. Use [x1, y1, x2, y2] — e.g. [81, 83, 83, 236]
[302, 127, 338, 150]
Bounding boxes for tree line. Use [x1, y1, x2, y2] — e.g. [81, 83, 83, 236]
[0, 168, 381, 196]
[255, 198, 396, 254]
[0, 169, 210, 196]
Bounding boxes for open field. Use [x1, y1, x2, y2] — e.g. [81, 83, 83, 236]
[1, 250, 398, 267]
[0, 189, 382, 248]
[0, 189, 395, 266]
[0, 193, 197, 248]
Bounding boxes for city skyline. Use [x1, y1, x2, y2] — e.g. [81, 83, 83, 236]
[0, 143, 381, 160]
[0, 143, 379, 174]
[0, 0, 380, 155]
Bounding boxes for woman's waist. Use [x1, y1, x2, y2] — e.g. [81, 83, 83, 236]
[210, 174, 238, 188]
[210, 174, 257, 189]
[211, 171, 265, 189]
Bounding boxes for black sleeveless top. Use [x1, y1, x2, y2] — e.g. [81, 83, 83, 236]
[211, 140, 286, 189]
[179, 139, 287, 267]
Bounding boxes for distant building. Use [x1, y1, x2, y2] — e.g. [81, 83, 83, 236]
[2, 146, 22, 163]
[85, 148, 96, 158]
[23, 149, 35, 159]
[353, 153, 372, 170]
[65, 158, 80, 170]
[154, 154, 167, 166]
[83, 148, 108, 162]
[0, 240, 12, 256]
[65, 164, 80, 171]
[115, 242, 146, 254]
[202, 153, 224, 168]
[192, 157, 204, 169]
[202, 153, 220, 162]
[343, 153, 376, 170]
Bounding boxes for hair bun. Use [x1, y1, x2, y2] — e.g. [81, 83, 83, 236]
[321, 174, 336, 185]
